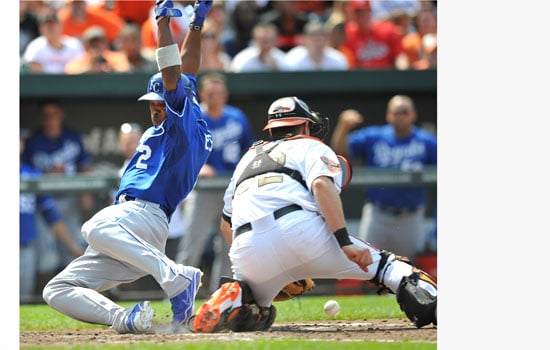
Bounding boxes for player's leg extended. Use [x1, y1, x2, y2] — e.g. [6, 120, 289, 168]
[42, 248, 153, 333]
[80, 201, 202, 325]
[309, 234, 437, 328]
[81, 201, 194, 298]
[277, 210, 437, 328]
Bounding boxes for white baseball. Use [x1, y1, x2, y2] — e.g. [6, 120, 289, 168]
[323, 300, 340, 317]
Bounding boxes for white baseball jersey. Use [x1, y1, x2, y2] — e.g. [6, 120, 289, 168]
[223, 136, 343, 231]
[221, 135, 419, 306]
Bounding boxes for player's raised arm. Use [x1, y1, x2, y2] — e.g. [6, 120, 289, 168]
[181, 0, 212, 75]
[154, 0, 212, 90]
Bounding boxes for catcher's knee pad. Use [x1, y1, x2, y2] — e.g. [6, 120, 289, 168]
[396, 269, 437, 328]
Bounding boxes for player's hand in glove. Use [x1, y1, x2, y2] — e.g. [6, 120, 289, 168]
[190, 0, 213, 28]
[274, 278, 315, 302]
[155, 0, 183, 23]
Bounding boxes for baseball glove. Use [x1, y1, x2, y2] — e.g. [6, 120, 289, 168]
[274, 278, 315, 302]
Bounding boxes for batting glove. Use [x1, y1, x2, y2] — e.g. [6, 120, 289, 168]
[155, 0, 183, 23]
[189, 0, 213, 29]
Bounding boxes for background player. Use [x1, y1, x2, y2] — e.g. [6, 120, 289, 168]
[42, 0, 214, 334]
[21, 98, 92, 291]
[20, 129, 84, 303]
[331, 95, 437, 261]
[192, 96, 437, 333]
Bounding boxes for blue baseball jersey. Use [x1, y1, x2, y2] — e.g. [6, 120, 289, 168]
[21, 127, 92, 175]
[116, 74, 213, 218]
[348, 124, 437, 210]
[202, 105, 255, 175]
[20, 163, 63, 246]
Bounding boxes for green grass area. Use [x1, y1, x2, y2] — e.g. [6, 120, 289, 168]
[21, 341, 435, 350]
[20, 295, 435, 349]
[20, 295, 405, 331]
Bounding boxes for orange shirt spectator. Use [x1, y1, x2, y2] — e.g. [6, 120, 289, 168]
[57, 0, 125, 46]
[91, 0, 153, 27]
[65, 26, 130, 74]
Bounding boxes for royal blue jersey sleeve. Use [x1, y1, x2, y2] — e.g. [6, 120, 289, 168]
[116, 74, 213, 218]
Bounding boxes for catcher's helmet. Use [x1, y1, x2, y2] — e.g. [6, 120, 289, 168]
[263, 96, 329, 139]
[138, 72, 165, 101]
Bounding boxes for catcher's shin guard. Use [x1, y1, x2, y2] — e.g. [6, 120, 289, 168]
[369, 250, 412, 295]
[396, 269, 437, 328]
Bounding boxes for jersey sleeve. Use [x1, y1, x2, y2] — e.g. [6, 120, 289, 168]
[164, 73, 199, 115]
[302, 141, 343, 193]
[37, 194, 63, 225]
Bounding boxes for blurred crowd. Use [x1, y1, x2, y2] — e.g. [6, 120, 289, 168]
[20, 0, 437, 74]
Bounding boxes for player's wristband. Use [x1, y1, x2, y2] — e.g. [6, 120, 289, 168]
[188, 22, 203, 31]
[155, 43, 181, 70]
[334, 227, 353, 247]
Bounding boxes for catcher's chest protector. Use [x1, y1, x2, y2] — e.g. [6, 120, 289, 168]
[235, 140, 306, 189]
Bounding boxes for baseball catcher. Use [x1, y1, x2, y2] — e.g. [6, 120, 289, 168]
[191, 96, 437, 333]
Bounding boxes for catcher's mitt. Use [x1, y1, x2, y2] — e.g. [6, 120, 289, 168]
[274, 278, 315, 302]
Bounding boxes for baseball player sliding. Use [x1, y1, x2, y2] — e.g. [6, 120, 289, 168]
[42, 0, 214, 334]
[191, 96, 437, 333]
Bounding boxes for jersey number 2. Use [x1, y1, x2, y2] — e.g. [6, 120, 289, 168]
[136, 144, 152, 169]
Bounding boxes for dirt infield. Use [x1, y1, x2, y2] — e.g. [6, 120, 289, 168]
[20, 319, 437, 347]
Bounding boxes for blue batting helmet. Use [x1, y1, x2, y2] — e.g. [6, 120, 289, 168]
[138, 72, 165, 101]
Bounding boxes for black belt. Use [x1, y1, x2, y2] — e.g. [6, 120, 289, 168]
[234, 204, 302, 237]
[121, 194, 135, 202]
[119, 194, 170, 218]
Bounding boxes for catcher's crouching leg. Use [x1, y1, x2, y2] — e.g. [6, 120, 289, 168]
[396, 269, 437, 328]
[370, 251, 437, 328]
[192, 277, 276, 333]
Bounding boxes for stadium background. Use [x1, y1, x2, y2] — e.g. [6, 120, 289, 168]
[20, 69, 437, 299]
